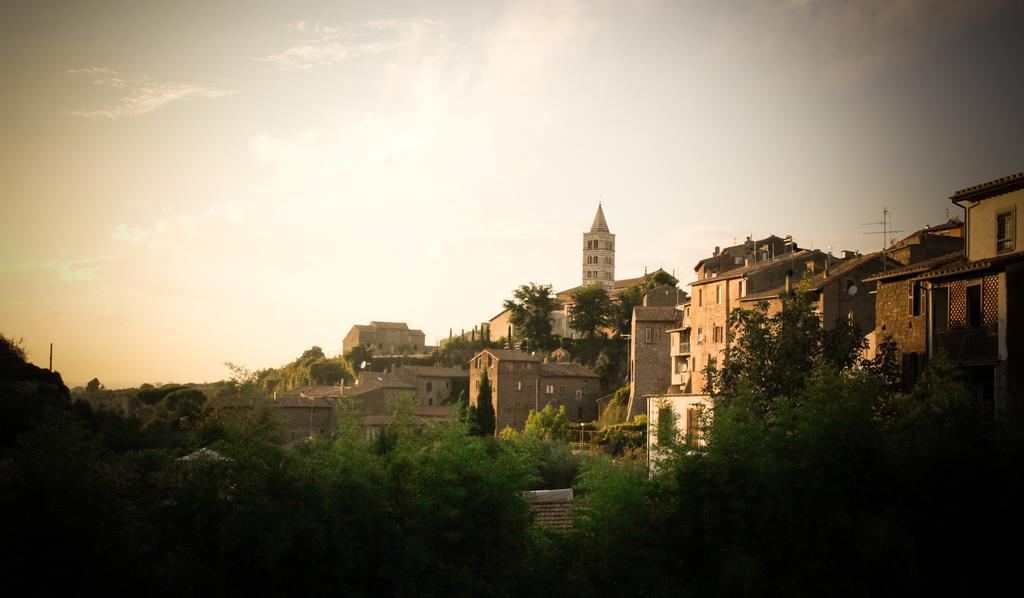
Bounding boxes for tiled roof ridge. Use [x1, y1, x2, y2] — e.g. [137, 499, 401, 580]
[950, 171, 1024, 201]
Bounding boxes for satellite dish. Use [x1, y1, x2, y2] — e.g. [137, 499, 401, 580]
[696, 332, 705, 343]
[847, 285, 858, 296]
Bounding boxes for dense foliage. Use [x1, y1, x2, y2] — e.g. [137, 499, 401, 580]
[3, 305, 1021, 597]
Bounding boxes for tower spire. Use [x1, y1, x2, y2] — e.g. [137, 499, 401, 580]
[590, 203, 609, 233]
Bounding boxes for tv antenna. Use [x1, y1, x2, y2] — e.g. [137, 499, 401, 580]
[862, 207, 903, 272]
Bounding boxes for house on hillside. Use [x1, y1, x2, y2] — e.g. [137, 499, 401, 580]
[342, 321, 427, 355]
[625, 285, 688, 418]
[468, 349, 601, 432]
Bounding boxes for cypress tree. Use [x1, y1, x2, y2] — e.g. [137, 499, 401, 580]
[477, 370, 496, 436]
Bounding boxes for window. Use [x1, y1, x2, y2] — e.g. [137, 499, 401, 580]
[909, 282, 922, 317]
[716, 285, 722, 304]
[487, 355, 493, 367]
[966, 284, 982, 327]
[997, 210, 1015, 253]
[713, 326, 724, 343]
[576, 389, 583, 399]
[686, 406, 702, 443]
[696, 327, 703, 343]
[426, 381, 432, 392]
[516, 380, 522, 391]
[738, 280, 745, 297]
[708, 357, 718, 370]
[698, 288, 703, 306]
[545, 384, 554, 394]
[428, 398, 433, 406]
[559, 385, 566, 393]
[644, 328, 658, 343]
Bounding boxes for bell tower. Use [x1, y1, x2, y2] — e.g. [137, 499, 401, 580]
[582, 203, 615, 290]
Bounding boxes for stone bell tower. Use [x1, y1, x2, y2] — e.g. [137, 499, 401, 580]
[582, 203, 615, 290]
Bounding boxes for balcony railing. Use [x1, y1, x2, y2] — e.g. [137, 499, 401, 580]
[933, 325, 999, 364]
[673, 341, 691, 355]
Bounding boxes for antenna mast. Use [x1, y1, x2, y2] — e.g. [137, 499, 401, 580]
[862, 207, 904, 272]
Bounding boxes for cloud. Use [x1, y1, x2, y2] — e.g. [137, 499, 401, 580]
[256, 18, 441, 70]
[0, 257, 109, 284]
[112, 223, 148, 243]
[66, 68, 234, 119]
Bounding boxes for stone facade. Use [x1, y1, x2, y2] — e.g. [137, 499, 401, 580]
[468, 349, 601, 432]
[344, 364, 468, 411]
[627, 304, 681, 418]
[915, 172, 1024, 416]
[342, 321, 427, 355]
[582, 203, 615, 290]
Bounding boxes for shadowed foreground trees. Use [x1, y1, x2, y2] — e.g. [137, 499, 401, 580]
[3, 314, 1023, 596]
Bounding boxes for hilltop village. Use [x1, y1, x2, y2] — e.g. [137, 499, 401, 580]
[94, 170, 1019, 450]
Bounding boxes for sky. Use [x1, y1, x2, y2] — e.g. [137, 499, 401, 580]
[1, 0, 1022, 388]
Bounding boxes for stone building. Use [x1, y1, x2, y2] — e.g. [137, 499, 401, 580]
[468, 349, 601, 432]
[892, 172, 1023, 416]
[273, 395, 338, 443]
[689, 241, 830, 392]
[343, 364, 468, 411]
[342, 321, 427, 355]
[862, 222, 966, 388]
[625, 285, 687, 418]
[583, 203, 615, 290]
[361, 406, 454, 440]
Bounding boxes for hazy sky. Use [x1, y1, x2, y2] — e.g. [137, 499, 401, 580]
[2, 0, 1022, 387]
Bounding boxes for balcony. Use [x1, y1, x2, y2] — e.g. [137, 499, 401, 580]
[933, 325, 999, 364]
[671, 371, 691, 389]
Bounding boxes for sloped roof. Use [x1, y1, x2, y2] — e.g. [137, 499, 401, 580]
[539, 362, 600, 378]
[524, 489, 574, 531]
[692, 249, 819, 286]
[913, 251, 1024, 281]
[737, 252, 893, 301]
[950, 171, 1024, 203]
[369, 321, 410, 330]
[862, 250, 964, 282]
[397, 365, 469, 378]
[633, 306, 681, 322]
[479, 349, 540, 362]
[277, 385, 343, 399]
[556, 269, 671, 300]
[590, 203, 610, 233]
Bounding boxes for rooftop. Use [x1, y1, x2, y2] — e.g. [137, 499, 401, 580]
[539, 361, 600, 379]
[950, 171, 1024, 203]
[633, 306, 681, 322]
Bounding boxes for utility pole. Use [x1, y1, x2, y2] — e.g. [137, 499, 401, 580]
[48, 342, 53, 371]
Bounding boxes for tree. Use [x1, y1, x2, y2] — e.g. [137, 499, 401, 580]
[645, 269, 678, 289]
[309, 359, 351, 385]
[710, 288, 828, 411]
[298, 346, 325, 363]
[503, 283, 557, 352]
[343, 344, 375, 371]
[148, 388, 207, 429]
[475, 370, 495, 436]
[569, 284, 615, 339]
[85, 378, 103, 393]
[614, 285, 645, 336]
[523, 405, 570, 441]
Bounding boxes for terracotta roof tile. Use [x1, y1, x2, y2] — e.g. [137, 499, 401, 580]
[950, 171, 1024, 202]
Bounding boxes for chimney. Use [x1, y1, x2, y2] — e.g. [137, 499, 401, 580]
[785, 270, 792, 293]
[714, 246, 720, 256]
